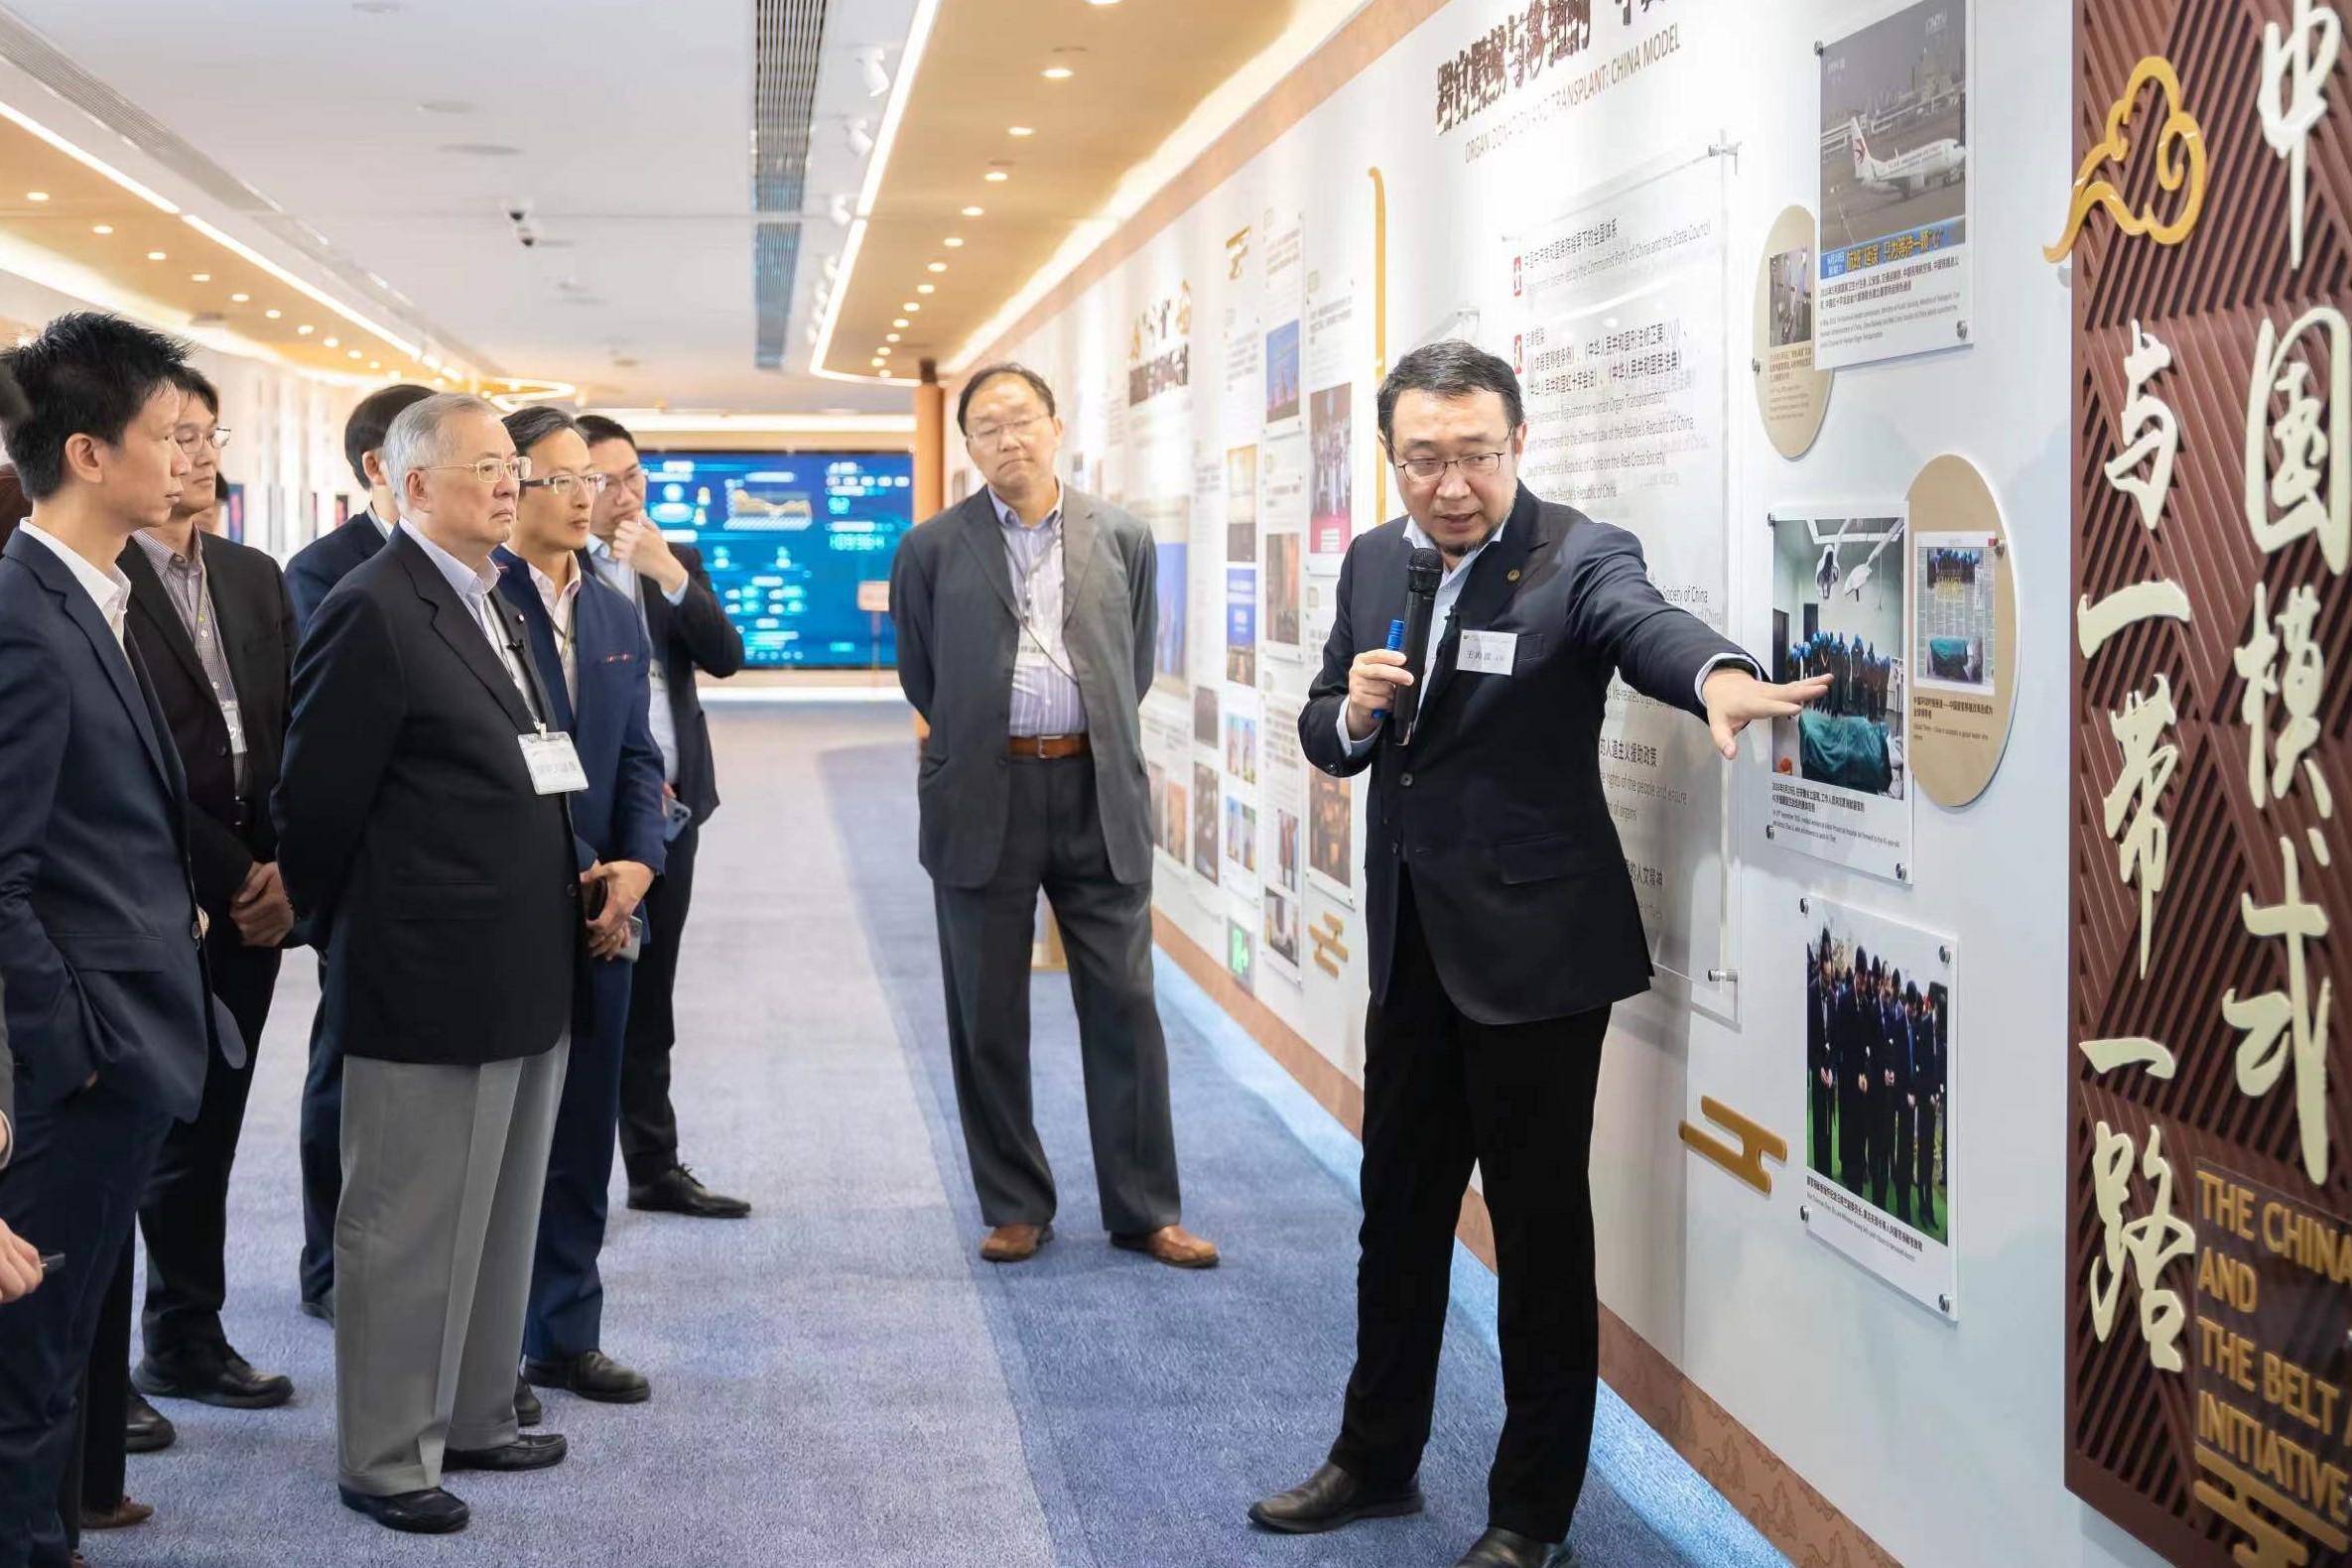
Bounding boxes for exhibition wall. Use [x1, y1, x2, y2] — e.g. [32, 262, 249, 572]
[953, 1, 2148, 1564]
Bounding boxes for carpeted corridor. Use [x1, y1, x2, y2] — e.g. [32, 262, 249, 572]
[89, 702, 1785, 1568]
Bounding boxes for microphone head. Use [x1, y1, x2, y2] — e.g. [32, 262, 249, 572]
[1405, 545, 1443, 593]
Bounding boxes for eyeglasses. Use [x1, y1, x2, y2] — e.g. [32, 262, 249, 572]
[174, 427, 231, 454]
[423, 457, 533, 484]
[1393, 451, 1506, 482]
[520, 471, 612, 497]
[967, 413, 1050, 448]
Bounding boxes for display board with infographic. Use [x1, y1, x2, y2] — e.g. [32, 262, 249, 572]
[639, 451, 914, 668]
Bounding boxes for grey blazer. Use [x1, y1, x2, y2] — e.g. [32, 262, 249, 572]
[890, 485, 1156, 890]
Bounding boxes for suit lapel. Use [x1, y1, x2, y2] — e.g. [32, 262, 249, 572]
[117, 540, 210, 694]
[6, 531, 174, 788]
[955, 490, 1020, 620]
[391, 533, 538, 732]
[1058, 487, 1099, 625]
[495, 550, 579, 734]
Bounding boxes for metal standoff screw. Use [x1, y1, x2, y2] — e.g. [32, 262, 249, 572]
[1751, 357, 1762, 374]
[1765, 824, 1778, 841]
[1939, 944, 1952, 965]
[1798, 895, 1810, 914]
[1939, 1293, 1955, 1315]
[1956, 320, 1970, 340]
[1800, 1203, 1813, 1223]
[1896, 862, 1909, 881]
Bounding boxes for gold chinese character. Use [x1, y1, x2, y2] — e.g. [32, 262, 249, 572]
[2087, 1119, 2196, 1372]
[2233, 581, 2329, 809]
[2105, 322, 2180, 531]
[2227, 835, 2334, 1185]
[2103, 675, 2180, 977]
[2245, 306, 2348, 574]
[2257, 0, 2343, 272]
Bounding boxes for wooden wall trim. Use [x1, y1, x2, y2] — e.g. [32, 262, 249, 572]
[962, 0, 1454, 375]
[1153, 910, 1899, 1568]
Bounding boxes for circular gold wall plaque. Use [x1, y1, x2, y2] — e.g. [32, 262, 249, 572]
[1752, 205, 1832, 460]
[1906, 454, 2018, 809]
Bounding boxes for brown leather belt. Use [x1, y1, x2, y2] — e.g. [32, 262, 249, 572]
[1007, 732, 1090, 760]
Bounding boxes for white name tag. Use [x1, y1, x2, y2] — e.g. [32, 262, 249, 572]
[1459, 629, 1518, 676]
[218, 699, 248, 756]
[518, 729, 590, 795]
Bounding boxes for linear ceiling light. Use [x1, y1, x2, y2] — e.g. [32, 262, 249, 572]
[0, 97, 181, 213]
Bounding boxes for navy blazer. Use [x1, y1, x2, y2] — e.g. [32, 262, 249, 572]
[0, 528, 241, 1120]
[619, 541, 741, 828]
[1299, 485, 1755, 1026]
[495, 548, 668, 877]
[285, 510, 385, 635]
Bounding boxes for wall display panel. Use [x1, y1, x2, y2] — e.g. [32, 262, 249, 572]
[2061, 2, 2352, 1565]
[1759, 505, 1915, 881]
[1815, 0, 1974, 367]
[1906, 453, 2017, 808]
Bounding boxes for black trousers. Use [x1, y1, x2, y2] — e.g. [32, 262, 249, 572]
[1331, 874, 1608, 1544]
[1838, 1081, 1869, 1194]
[139, 929, 281, 1359]
[297, 953, 341, 1308]
[0, 1084, 172, 1568]
[1891, 1089, 1914, 1224]
[619, 817, 700, 1187]
[59, 1240, 134, 1553]
[526, 955, 634, 1361]
[930, 754, 1181, 1235]
[1809, 1078, 1833, 1173]
[1913, 1097, 1940, 1227]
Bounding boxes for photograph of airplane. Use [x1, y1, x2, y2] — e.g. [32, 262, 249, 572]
[1817, 0, 1968, 258]
[1848, 117, 1965, 200]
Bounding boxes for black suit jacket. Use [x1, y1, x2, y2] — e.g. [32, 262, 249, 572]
[1299, 485, 1753, 1025]
[118, 533, 298, 923]
[274, 529, 588, 1066]
[0, 529, 238, 1120]
[1806, 975, 1834, 1084]
[285, 510, 385, 635]
[611, 542, 741, 827]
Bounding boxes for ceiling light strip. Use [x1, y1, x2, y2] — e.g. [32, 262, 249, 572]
[809, 0, 942, 383]
[0, 95, 180, 214]
[181, 214, 423, 359]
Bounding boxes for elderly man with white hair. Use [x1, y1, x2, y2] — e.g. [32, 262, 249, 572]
[274, 392, 591, 1536]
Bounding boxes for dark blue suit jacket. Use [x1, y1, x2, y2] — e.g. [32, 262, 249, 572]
[0, 528, 241, 1121]
[495, 548, 668, 877]
[285, 510, 385, 635]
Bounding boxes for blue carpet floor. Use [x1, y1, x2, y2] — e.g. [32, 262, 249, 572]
[84, 704, 1782, 1567]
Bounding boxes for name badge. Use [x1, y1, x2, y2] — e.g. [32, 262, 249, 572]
[518, 728, 590, 795]
[1459, 629, 1518, 676]
[218, 699, 248, 756]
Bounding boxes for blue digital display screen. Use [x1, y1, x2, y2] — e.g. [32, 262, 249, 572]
[637, 450, 913, 669]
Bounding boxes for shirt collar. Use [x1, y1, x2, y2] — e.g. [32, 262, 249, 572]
[19, 519, 132, 618]
[131, 526, 199, 575]
[988, 478, 1063, 534]
[1402, 510, 1506, 579]
[367, 509, 393, 541]
[399, 519, 498, 605]
[525, 553, 583, 609]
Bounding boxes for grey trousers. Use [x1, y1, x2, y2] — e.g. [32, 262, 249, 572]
[932, 753, 1181, 1235]
[335, 1041, 568, 1496]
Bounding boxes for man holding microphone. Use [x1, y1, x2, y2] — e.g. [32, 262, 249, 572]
[1250, 342, 1823, 1568]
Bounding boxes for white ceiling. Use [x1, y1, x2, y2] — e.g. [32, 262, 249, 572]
[3, 0, 918, 412]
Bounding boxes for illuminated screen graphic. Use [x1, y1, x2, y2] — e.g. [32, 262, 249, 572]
[638, 450, 913, 668]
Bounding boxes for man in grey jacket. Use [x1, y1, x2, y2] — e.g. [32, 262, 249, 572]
[889, 363, 1216, 1270]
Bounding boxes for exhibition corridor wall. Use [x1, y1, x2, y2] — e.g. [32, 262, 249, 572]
[955, 1, 2139, 1563]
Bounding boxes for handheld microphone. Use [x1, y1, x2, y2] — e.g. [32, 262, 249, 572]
[1390, 547, 1443, 745]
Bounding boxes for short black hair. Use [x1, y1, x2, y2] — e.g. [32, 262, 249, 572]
[0, 312, 192, 500]
[344, 383, 435, 487]
[1375, 338, 1523, 450]
[575, 413, 638, 454]
[503, 405, 582, 455]
[955, 363, 1055, 435]
[170, 364, 220, 417]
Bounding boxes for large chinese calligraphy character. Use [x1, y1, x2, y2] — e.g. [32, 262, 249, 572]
[2244, 306, 2349, 575]
[2104, 322, 2180, 531]
[2256, 0, 2343, 271]
[2087, 1119, 2196, 1372]
[2103, 676, 2180, 978]
[2226, 836, 2334, 1184]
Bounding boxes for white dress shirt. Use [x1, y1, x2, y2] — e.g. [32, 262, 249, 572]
[587, 535, 685, 782]
[523, 556, 585, 709]
[19, 520, 131, 650]
[399, 521, 541, 721]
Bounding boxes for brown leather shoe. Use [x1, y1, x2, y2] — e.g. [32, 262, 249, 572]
[1111, 1224, 1221, 1268]
[80, 1498, 155, 1530]
[980, 1222, 1053, 1262]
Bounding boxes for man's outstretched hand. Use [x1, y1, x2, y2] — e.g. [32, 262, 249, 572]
[1703, 668, 1833, 760]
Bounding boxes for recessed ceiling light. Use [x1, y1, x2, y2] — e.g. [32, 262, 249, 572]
[25, 191, 48, 201]
[1087, 0, 1123, 6]
[324, 336, 340, 347]
[348, 349, 363, 359]
[917, 284, 936, 294]
[927, 261, 948, 273]
[1009, 126, 1035, 136]
[146, 250, 167, 261]
[91, 223, 112, 234]
[190, 273, 210, 283]
[892, 318, 909, 327]
[265, 309, 282, 320]
[985, 170, 1009, 183]
[902, 301, 919, 311]
[944, 236, 964, 248]
[1041, 66, 1074, 79]
[297, 325, 315, 335]
[876, 346, 892, 355]
[886, 332, 901, 342]
[961, 205, 984, 217]
[369, 359, 381, 369]
[230, 292, 249, 303]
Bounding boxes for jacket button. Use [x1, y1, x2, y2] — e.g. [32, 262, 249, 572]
[564, 883, 579, 900]
[1400, 773, 1413, 787]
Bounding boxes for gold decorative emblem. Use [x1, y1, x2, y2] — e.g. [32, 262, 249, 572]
[2044, 57, 2209, 261]
[1678, 1097, 1788, 1196]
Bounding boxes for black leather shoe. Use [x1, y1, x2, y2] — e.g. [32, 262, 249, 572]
[626, 1165, 750, 1219]
[123, 1390, 176, 1454]
[445, 1432, 568, 1473]
[1455, 1525, 1571, 1567]
[297, 1293, 332, 1324]
[1247, 1461, 1424, 1533]
[522, 1350, 651, 1404]
[338, 1486, 469, 1534]
[515, 1375, 543, 1428]
[134, 1346, 294, 1409]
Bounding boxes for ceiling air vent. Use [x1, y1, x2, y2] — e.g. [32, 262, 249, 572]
[750, 0, 827, 369]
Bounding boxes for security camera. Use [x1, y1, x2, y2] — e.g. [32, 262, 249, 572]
[518, 226, 539, 248]
[505, 199, 531, 224]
